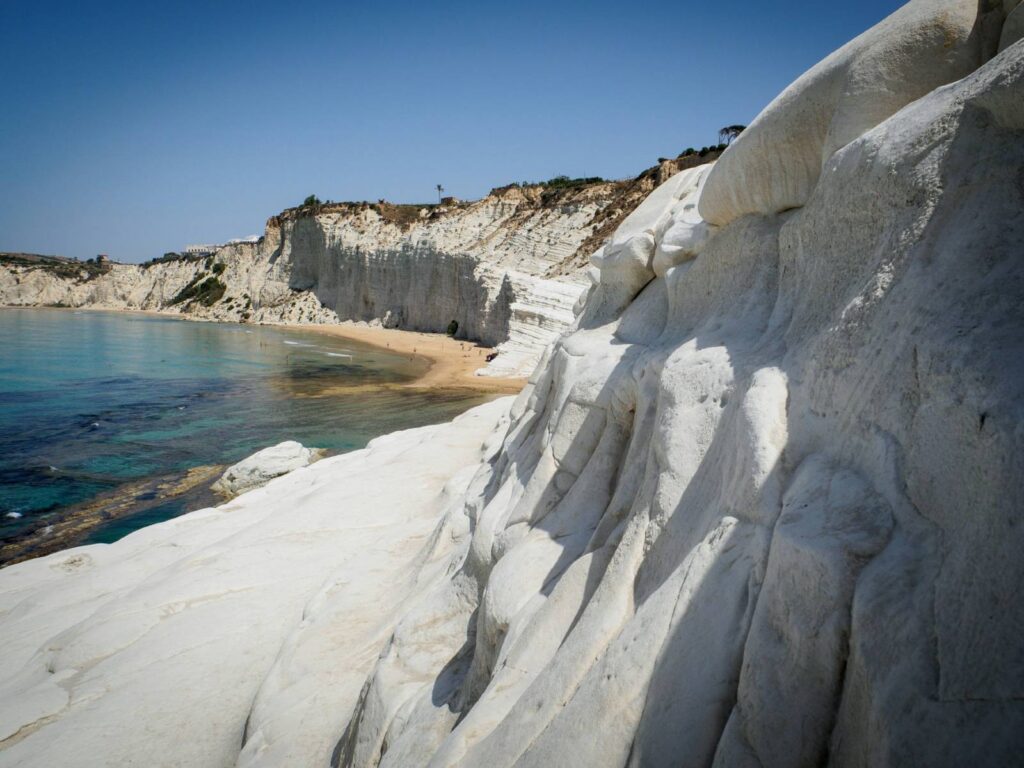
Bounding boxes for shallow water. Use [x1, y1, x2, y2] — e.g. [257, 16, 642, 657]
[0, 309, 494, 555]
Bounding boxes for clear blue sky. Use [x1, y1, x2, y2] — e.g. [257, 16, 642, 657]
[0, 0, 903, 262]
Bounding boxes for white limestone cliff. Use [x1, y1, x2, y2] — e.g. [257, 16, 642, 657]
[1, 159, 716, 377]
[0, 401, 515, 767]
[2, 177, 689, 375]
[699, 0, 1005, 225]
[1, 1, 1022, 766]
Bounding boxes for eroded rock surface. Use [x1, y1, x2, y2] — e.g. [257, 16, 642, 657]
[0, 401, 514, 767]
[0, 3, 1022, 766]
[0, 166, 706, 377]
[212, 441, 325, 499]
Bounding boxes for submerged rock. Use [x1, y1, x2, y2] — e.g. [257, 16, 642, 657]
[211, 441, 325, 499]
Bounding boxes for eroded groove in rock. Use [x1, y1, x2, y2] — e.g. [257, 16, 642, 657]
[0, 6, 1021, 768]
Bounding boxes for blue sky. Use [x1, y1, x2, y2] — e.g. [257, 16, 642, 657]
[0, 0, 904, 262]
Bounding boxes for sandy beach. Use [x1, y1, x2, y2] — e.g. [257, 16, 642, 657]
[0, 309, 523, 565]
[286, 321, 528, 394]
[36, 308, 529, 394]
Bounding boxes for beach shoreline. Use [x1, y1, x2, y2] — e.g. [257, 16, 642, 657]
[6, 306, 529, 394]
[283, 321, 527, 394]
[0, 307, 524, 564]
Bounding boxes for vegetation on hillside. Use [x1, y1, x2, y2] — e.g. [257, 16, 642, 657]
[490, 175, 608, 197]
[169, 273, 227, 306]
[140, 252, 208, 268]
[672, 143, 729, 161]
[532, 175, 606, 190]
[718, 124, 746, 145]
[0, 252, 112, 281]
[373, 202, 437, 227]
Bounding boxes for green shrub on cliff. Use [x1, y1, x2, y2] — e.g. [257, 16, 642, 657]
[170, 274, 227, 307]
[489, 175, 607, 196]
[539, 175, 605, 190]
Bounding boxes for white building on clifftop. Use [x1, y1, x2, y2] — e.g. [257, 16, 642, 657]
[183, 236, 258, 256]
[183, 244, 220, 256]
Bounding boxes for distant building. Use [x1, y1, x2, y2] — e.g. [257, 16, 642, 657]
[183, 244, 220, 256]
[183, 236, 258, 256]
[96, 254, 109, 264]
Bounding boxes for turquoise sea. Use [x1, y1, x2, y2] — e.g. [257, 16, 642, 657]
[0, 308, 493, 558]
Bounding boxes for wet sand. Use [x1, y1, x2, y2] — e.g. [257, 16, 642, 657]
[47, 308, 528, 394]
[0, 312, 526, 565]
[283, 322, 527, 394]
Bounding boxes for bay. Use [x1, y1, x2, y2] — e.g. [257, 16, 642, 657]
[0, 308, 493, 560]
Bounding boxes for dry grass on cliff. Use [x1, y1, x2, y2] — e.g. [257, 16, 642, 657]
[265, 149, 724, 276]
[0, 252, 113, 282]
[274, 199, 473, 230]
[548, 150, 723, 277]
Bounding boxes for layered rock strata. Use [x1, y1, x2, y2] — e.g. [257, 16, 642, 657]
[0, 1, 1022, 766]
[1, 166, 703, 376]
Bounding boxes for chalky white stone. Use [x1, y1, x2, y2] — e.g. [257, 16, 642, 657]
[699, 0, 1007, 226]
[0, 4, 1022, 766]
[0, 186, 597, 376]
[211, 441, 324, 499]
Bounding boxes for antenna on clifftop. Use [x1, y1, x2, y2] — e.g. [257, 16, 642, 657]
[436, 184, 444, 203]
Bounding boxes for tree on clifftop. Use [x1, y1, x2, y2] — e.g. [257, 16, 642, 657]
[302, 194, 322, 207]
[718, 125, 746, 145]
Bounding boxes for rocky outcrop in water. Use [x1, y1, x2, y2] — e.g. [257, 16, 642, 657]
[0, 1, 1021, 765]
[211, 441, 325, 499]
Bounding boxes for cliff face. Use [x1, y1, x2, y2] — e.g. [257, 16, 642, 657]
[1, 2, 1022, 767]
[0, 167, 700, 375]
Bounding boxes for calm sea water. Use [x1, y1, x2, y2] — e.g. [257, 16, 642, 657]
[0, 308, 492, 549]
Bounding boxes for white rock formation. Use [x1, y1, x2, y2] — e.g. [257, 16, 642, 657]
[479, 276, 584, 378]
[1, 3, 1022, 766]
[0, 181, 634, 374]
[0, 400, 514, 767]
[699, 0, 1005, 226]
[211, 441, 325, 499]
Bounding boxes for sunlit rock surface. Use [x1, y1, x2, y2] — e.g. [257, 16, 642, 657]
[0, 183, 619, 374]
[211, 441, 325, 499]
[0, 400, 514, 767]
[1, 2, 1022, 766]
[699, 0, 1006, 226]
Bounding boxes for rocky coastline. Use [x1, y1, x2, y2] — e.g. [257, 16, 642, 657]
[0, 157, 711, 378]
[0, 2, 1022, 766]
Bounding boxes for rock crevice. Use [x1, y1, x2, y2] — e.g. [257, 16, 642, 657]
[0, 4, 1021, 767]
